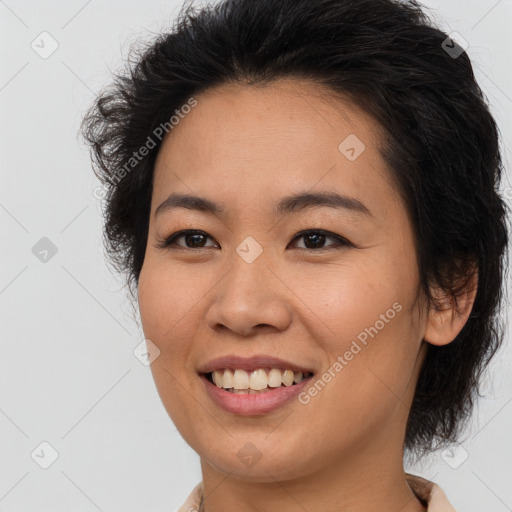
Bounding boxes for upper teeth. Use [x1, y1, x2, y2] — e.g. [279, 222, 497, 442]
[211, 368, 311, 390]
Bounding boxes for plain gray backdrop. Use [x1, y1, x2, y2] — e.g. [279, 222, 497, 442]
[1, 0, 511, 510]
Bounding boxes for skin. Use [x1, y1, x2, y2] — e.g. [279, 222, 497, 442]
[137, 78, 477, 512]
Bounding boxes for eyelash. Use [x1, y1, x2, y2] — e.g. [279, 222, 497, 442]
[155, 229, 355, 252]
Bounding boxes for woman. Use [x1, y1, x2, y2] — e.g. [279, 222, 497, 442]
[81, 0, 509, 510]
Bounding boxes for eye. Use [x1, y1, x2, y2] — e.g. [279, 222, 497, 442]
[155, 230, 217, 250]
[288, 229, 353, 250]
[155, 228, 354, 251]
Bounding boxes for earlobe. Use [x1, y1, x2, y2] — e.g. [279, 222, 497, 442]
[423, 265, 478, 347]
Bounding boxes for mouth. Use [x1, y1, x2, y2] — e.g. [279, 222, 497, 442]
[197, 356, 316, 413]
[199, 368, 315, 415]
[200, 369, 315, 394]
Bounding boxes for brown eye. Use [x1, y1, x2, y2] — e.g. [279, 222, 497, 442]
[289, 229, 353, 250]
[156, 230, 217, 249]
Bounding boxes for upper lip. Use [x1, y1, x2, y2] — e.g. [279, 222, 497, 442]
[197, 355, 315, 375]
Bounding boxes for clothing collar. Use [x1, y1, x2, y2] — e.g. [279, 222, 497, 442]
[177, 473, 457, 511]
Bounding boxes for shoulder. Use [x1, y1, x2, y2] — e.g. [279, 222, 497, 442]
[176, 481, 203, 512]
[406, 473, 458, 511]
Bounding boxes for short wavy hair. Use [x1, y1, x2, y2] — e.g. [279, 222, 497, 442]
[80, 0, 510, 460]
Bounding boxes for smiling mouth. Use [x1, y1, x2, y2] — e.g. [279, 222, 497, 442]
[203, 370, 314, 393]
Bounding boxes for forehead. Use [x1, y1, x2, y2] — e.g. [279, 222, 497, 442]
[152, 78, 401, 219]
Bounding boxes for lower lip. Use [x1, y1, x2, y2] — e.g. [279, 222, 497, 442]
[200, 373, 313, 415]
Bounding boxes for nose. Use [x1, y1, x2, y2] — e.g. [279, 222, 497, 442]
[205, 248, 293, 337]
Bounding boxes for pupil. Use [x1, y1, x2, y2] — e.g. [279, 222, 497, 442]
[305, 233, 325, 249]
[187, 233, 206, 248]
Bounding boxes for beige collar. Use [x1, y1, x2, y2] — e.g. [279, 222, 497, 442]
[178, 473, 457, 511]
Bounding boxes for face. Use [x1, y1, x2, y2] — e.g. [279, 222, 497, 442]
[137, 78, 429, 482]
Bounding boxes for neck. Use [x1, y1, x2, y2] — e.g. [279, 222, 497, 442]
[198, 440, 427, 512]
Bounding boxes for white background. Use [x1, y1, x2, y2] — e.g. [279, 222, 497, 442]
[0, 1, 511, 510]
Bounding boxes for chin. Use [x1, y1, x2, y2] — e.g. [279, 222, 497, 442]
[200, 441, 317, 483]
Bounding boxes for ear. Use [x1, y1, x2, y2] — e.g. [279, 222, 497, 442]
[423, 263, 478, 346]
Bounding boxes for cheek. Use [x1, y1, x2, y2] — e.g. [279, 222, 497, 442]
[138, 261, 208, 431]
[293, 254, 421, 405]
[290, 254, 411, 346]
[137, 258, 210, 342]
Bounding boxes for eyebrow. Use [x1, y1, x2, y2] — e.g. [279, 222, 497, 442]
[154, 191, 372, 218]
